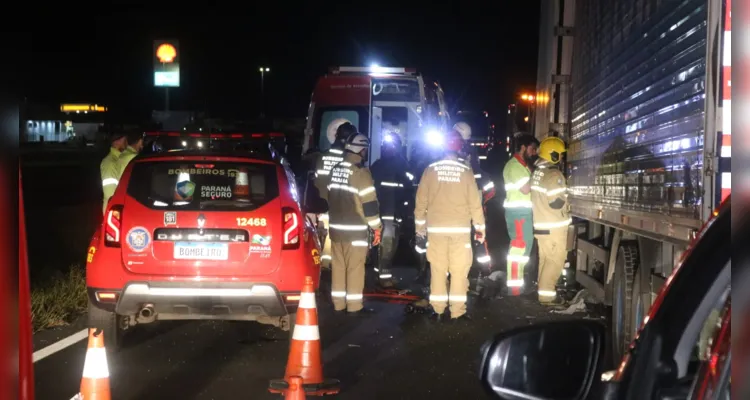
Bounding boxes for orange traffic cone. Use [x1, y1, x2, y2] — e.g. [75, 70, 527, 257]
[269, 276, 339, 396]
[77, 328, 111, 400]
[284, 376, 307, 400]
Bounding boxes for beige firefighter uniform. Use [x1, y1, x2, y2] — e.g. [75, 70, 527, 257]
[530, 163, 572, 303]
[100, 147, 122, 214]
[313, 147, 345, 269]
[327, 152, 382, 312]
[414, 157, 485, 318]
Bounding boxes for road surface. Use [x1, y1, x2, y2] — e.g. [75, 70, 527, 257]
[33, 267, 604, 400]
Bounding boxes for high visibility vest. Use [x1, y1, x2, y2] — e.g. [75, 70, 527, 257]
[100, 147, 121, 213]
[115, 146, 138, 178]
[502, 154, 532, 209]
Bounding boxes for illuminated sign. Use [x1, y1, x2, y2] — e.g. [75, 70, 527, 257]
[154, 40, 180, 88]
[60, 104, 107, 112]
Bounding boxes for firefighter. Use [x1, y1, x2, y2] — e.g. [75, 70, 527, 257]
[100, 131, 127, 214]
[116, 130, 145, 178]
[502, 133, 539, 295]
[313, 121, 359, 269]
[530, 136, 571, 305]
[414, 130, 486, 322]
[370, 132, 413, 288]
[327, 133, 382, 314]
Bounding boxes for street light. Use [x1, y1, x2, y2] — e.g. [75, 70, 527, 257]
[259, 67, 270, 117]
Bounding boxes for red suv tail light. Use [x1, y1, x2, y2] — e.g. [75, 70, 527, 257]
[282, 207, 301, 250]
[104, 205, 123, 248]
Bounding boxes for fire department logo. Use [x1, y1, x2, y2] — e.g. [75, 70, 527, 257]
[126, 227, 151, 253]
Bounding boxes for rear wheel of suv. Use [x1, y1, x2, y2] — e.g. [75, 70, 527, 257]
[87, 301, 125, 353]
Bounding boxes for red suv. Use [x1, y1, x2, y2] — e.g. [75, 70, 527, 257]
[87, 132, 321, 350]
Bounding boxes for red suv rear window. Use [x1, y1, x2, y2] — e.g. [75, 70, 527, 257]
[126, 161, 280, 211]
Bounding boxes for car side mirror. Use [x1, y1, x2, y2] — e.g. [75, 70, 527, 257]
[479, 320, 605, 400]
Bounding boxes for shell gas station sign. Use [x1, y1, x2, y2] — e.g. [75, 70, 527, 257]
[154, 40, 180, 87]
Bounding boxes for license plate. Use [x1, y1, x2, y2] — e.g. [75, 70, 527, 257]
[173, 242, 229, 260]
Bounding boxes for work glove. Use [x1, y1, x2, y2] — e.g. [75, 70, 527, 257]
[372, 228, 382, 247]
[474, 230, 486, 244]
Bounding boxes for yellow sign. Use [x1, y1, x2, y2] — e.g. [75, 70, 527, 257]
[156, 43, 177, 63]
[60, 104, 107, 112]
[87, 246, 96, 263]
[311, 249, 321, 265]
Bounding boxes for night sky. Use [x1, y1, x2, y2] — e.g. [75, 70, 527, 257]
[26, 4, 540, 121]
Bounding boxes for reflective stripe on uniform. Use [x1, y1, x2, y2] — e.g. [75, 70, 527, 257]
[474, 174, 482, 179]
[531, 185, 567, 196]
[346, 293, 363, 301]
[506, 279, 524, 287]
[415, 245, 427, 254]
[331, 291, 346, 298]
[317, 169, 330, 176]
[476, 255, 491, 263]
[483, 181, 495, 191]
[102, 178, 119, 187]
[503, 200, 533, 208]
[504, 177, 529, 190]
[321, 255, 332, 260]
[429, 294, 448, 302]
[330, 224, 368, 230]
[351, 240, 369, 247]
[427, 227, 472, 234]
[406, 172, 414, 180]
[474, 224, 486, 230]
[379, 274, 393, 279]
[533, 219, 572, 229]
[415, 220, 426, 225]
[328, 183, 359, 194]
[507, 254, 530, 263]
[359, 186, 376, 196]
[538, 290, 557, 298]
[380, 181, 404, 187]
[368, 218, 381, 227]
[330, 149, 344, 154]
[449, 295, 467, 302]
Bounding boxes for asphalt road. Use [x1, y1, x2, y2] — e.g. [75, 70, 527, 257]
[33, 267, 604, 400]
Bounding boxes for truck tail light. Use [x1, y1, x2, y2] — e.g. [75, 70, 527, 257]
[282, 207, 301, 250]
[104, 205, 123, 248]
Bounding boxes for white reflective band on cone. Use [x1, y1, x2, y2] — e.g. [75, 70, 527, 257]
[82, 347, 109, 379]
[292, 324, 321, 341]
[101, 178, 119, 187]
[449, 295, 467, 302]
[299, 292, 317, 309]
[507, 255, 530, 263]
[352, 240, 369, 247]
[429, 294, 448, 302]
[538, 290, 557, 297]
[506, 279, 524, 287]
[332, 291, 346, 298]
[346, 293, 363, 301]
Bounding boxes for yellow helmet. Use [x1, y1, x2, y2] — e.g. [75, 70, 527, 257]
[539, 136, 566, 164]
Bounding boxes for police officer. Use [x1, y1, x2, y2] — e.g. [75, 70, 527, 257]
[530, 137, 571, 305]
[414, 130, 486, 322]
[502, 133, 539, 295]
[370, 132, 413, 287]
[100, 131, 127, 214]
[116, 130, 145, 178]
[313, 121, 359, 269]
[327, 133, 382, 314]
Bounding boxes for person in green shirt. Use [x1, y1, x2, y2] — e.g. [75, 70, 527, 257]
[101, 131, 127, 214]
[501, 134, 539, 296]
[116, 131, 145, 178]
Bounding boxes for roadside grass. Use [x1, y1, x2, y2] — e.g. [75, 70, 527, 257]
[30, 265, 87, 332]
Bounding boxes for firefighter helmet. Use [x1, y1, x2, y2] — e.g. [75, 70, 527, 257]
[453, 122, 472, 140]
[345, 133, 370, 154]
[538, 136, 566, 164]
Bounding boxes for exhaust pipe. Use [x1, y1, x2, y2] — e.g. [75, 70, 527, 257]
[137, 304, 156, 322]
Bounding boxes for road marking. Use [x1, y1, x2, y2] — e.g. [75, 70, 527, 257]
[33, 329, 89, 363]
